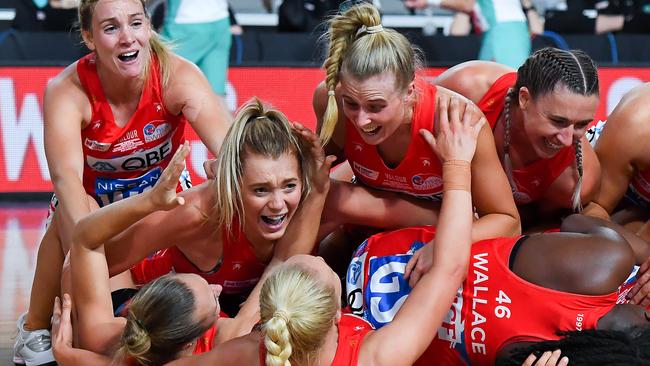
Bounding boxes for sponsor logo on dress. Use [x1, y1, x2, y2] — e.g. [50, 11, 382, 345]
[352, 162, 379, 180]
[84, 138, 111, 152]
[87, 137, 173, 172]
[94, 167, 162, 205]
[143, 120, 171, 142]
[412, 174, 443, 191]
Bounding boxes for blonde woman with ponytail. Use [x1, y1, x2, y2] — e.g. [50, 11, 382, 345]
[437, 48, 601, 227]
[15, 0, 233, 364]
[312, 2, 519, 281]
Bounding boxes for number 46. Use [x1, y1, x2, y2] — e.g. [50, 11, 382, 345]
[495, 290, 511, 319]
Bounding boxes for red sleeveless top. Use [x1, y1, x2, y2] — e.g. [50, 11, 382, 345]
[477, 72, 576, 205]
[130, 224, 266, 295]
[77, 53, 189, 207]
[344, 78, 444, 200]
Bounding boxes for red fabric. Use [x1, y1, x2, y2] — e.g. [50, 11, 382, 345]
[258, 314, 373, 366]
[629, 170, 650, 204]
[344, 78, 444, 200]
[130, 225, 266, 295]
[77, 53, 188, 206]
[476, 72, 576, 205]
[351, 227, 618, 366]
[193, 325, 217, 354]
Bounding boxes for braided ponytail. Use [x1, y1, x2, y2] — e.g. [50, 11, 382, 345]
[320, 3, 381, 143]
[319, 3, 423, 143]
[260, 264, 339, 365]
[264, 311, 293, 366]
[572, 139, 584, 212]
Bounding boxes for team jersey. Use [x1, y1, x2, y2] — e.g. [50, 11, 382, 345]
[258, 314, 373, 366]
[346, 227, 618, 365]
[193, 325, 217, 354]
[130, 225, 266, 295]
[477, 72, 576, 205]
[344, 78, 444, 200]
[77, 53, 190, 207]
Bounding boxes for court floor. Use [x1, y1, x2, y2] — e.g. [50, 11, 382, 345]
[0, 204, 48, 365]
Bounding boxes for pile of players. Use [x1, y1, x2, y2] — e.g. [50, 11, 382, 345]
[12, 1, 650, 366]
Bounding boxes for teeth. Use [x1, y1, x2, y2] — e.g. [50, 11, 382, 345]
[544, 138, 562, 150]
[361, 126, 379, 133]
[262, 214, 286, 225]
[121, 51, 137, 57]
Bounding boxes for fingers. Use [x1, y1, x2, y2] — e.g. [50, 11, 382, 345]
[404, 250, 421, 280]
[419, 129, 437, 153]
[522, 353, 537, 366]
[629, 271, 650, 304]
[61, 293, 71, 325]
[324, 155, 337, 169]
[52, 295, 61, 319]
[408, 265, 423, 288]
[437, 94, 451, 135]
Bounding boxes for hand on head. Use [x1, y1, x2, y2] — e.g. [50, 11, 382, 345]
[523, 350, 569, 366]
[149, 141, 190, 210]
[291, 122, 337, 195]
[422, 94, 486, 164]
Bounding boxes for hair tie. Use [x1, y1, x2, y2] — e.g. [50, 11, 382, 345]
[256, 116, 266, 120]
[356, 24, 383, 37]
[327, 90, 335, 97]
[273, 310, 291, 324]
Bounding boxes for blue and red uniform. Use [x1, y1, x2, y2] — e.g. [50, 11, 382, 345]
[78, 53, 190, 207]
[346, 227, 618, 365]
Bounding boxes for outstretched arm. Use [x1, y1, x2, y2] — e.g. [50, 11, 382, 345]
[359, 94, 482, 366]
[71, 144, 190, 353]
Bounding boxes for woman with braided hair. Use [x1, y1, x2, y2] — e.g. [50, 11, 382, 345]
[436, 48, 601, 227]
[312, 3, 520, 272]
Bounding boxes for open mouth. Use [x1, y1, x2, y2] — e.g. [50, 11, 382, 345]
[360, 125, 381, 136]
[117, 50, 139, 62]
[543, 137, 563, 151]
[261, 214, 287, 228]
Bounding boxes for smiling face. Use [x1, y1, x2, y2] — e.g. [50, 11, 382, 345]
[339, 71, 415, 146]
[81, 0, 151, 80]
[519, 84, 599, 159]
[240, 151, 303, 243]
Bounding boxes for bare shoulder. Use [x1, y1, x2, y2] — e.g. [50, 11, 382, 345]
[177, 180, 218, 221]
[607, 83, 650, 133]
[44, 61, 91, 123]
[435, 61, 514, 104]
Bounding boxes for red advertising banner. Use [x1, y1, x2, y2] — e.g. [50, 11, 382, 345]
[0, 66, 649, 193]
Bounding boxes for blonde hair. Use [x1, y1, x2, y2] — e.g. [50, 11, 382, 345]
[213, 98, 314, 235]
[113, 275, 212, 365]
[320, 2, 424, 143]
[260, 265, 339, 366]
[78, 0, 174, 87]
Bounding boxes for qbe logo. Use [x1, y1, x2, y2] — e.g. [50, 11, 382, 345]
[87, 138, 173, 172]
